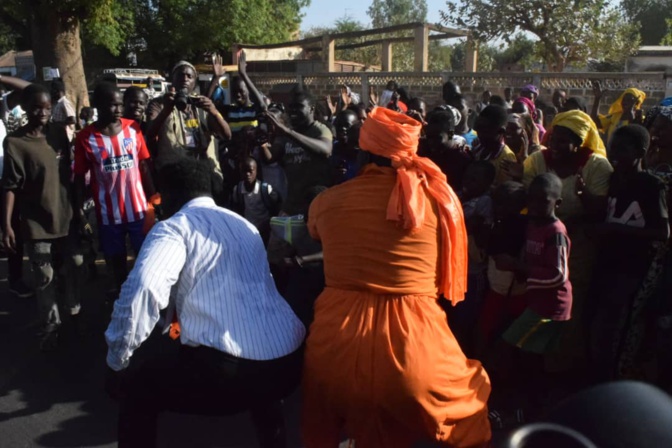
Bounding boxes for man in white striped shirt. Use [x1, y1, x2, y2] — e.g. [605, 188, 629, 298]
[104, 157, 305, 448]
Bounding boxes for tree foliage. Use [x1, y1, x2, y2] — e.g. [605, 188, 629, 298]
[367, 0, 427, 28]
[130, 0, 309, 68]
[442, 0, 641, 72]
[303, 16, 380, 69]
[367, 0, 427, 71]
[621, 0, 672, 45]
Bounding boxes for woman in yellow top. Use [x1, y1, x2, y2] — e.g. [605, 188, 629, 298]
[506, 110, 613, 371]
[590, 81, 646, 150]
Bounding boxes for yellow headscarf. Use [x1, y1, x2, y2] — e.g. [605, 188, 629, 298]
[550, 110, 607, 158]
[608, 88, 646, 117]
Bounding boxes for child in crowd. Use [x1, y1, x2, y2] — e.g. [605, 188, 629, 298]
[2, 84, 84, 349]
[494, 173, 572, 418]
[331, 109, 361, 185]
[477, 181, 528, 356]
[451, 161, 496, 355]
[122, 86, 149, 131]
[250, 107, 288, 200]
[74, 82, 156, 292]
[590, 125, 669, 381]
[231, 157, 281, 245]
[420, 108, 471, 191]
[472, 105, 518, 187]
[502, 173, 572, 353]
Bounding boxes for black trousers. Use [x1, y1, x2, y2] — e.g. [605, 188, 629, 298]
[117, 344, 303, 448]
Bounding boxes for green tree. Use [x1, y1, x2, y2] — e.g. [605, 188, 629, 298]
[442, 0, 641, 72]
[660, 18, 672, 45]
[0, 0, 138, 109]
[303, 16, 379, 69]
[621, 0, 672, 45]
[0, 0, 309, 108]
[132, 0, 309, 69]
[492, 35, 540, 70]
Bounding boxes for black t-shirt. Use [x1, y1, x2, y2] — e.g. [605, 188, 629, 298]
[2, 124, 72, 240]
[602, 171, 668, 272]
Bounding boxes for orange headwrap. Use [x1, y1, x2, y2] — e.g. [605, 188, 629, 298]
[359, 107, 468, 304]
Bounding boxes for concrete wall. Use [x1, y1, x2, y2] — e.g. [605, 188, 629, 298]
[249, 71, 669, 114]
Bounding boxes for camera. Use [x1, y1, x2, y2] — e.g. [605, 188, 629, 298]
[174, 89, 197, 112]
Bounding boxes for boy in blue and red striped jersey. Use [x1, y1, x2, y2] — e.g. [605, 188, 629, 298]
[74, 82, 156, 290]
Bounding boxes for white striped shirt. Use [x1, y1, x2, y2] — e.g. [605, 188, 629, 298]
[105, 196, 306, 371]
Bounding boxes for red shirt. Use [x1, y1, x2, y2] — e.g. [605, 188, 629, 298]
[524, 218, 573, 321]
[74, 119, 150, 225]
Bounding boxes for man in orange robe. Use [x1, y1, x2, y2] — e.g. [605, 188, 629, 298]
[302, 107, 492, 447]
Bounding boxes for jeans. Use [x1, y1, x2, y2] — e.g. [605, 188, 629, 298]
[26, 235, 84, 329]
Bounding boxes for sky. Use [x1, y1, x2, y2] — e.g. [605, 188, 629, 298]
[300, 1, 444, 31]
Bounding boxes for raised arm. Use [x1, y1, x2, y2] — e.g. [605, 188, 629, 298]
[590, 81, 603, 128]
[0, 75, 31, 91]
[196, 96, 232, 140]
[237, 51, 267, 113]
[265, 112, 332, 158]
[105, 222, 187, 371]
[206, 54, 226, 100]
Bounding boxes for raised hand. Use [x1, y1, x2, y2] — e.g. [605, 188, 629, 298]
[592, 80, 603, 99]
[369, 85, 378, 106]
[212, 53, 225, 77]
[325, 95, 336, 116]
[238, 50, 247, 75]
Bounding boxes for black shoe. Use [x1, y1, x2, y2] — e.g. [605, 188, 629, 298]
[9, 281, 34, 298]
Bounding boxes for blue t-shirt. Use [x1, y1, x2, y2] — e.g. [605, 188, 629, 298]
[461, 129, 477, 147]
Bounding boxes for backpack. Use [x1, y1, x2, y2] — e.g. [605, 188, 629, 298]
[234, 181, 280, 216]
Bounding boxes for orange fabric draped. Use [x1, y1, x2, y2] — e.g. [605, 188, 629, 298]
[302, 165, 491, 448]
[359, 107, 468, 304]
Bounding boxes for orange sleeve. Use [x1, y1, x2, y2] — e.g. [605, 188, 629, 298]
[307, 194, 323, 241]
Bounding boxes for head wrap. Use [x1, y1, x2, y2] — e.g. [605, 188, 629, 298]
[659, 106, 672, 121]
[660, 97, 672, 107]
[521, 84, 539, 96]
[514, 97, 536, 115]
[171, 60, 198, 76]
[508, 113, 522, 124]
[359, 107, 468, 303]
[608, 88, 646, 117]
[435, 104, 462, 129]
[550, 110, 606, 157]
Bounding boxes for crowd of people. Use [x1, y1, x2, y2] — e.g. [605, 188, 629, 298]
[2, 54, 672, 447]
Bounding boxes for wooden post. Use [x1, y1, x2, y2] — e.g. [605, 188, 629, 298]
[414, 25, 429, 72]
[322, 35, 335, 73]
[382, 41, 393, 72]
[465, 36, 478, 72]
[231, 44, 240, 65]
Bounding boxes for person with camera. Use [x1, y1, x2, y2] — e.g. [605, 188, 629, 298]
[146, 61, 231, 182]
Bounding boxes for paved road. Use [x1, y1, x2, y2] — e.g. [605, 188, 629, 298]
[0, 256, 499, 448]
[0, 258, 305, 448]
